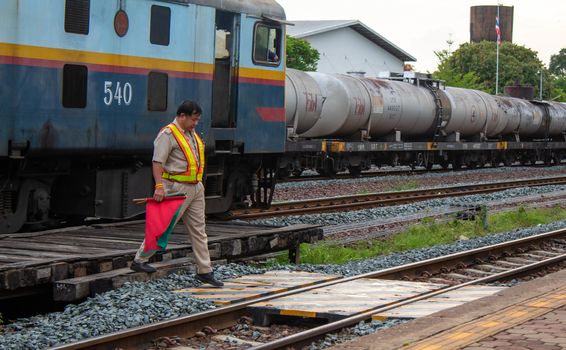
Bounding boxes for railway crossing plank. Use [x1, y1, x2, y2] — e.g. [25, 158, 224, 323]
[247, 279, 448, 325]
[174, 271, 341, 304]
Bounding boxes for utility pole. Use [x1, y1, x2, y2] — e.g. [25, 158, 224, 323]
[495, 4, 500, 95]
[539, 69, 543, 100]
[447, 33, 454, 54]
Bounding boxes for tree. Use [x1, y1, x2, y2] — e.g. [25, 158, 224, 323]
[433, 49, 487, 91]
[549, 48, 566, 76]
[433, 41, 552, 98]
[549, 49, 566, 101]
[286, 36, 320, 71]
[552, 76, 566, 101]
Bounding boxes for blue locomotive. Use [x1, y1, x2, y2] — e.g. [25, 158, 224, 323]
[2, 0, 566, 234]
[1, 0, 287, 233]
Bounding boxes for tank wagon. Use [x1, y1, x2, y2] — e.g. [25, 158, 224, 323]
[1, 0, 288, 233]
[283, 69, 566, 176]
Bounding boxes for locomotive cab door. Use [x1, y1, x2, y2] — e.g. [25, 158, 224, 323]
[212, 11, 239, 128]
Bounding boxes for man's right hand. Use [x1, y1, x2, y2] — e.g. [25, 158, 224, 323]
[154, 187, 165, 202]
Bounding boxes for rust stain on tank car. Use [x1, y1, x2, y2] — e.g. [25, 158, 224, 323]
[353, 97, 366, 116]
[366, 79, 396, 91]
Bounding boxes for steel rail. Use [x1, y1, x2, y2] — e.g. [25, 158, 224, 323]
[281, 163, 554, 183]
[50, 228, 566, 350]
[282, 168, 441, 182]
[229, 176, 566, 219]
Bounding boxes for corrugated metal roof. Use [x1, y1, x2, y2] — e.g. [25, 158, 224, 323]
[287, 20, 416, 62]
[161, 0, 285, 19]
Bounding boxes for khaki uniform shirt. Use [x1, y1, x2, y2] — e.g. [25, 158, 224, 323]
[153, 119, 201, 174]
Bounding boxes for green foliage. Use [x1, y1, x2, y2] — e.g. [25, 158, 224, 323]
[433, 41, 554, 98]
[286, 35, 320, 71]
[551, 76, 566, 101]
[549, 48, 566, 101]
[549, 48, 566, 76]
[433, 49, 487, 91]
[282, 206, 566, 265]
[388, 181, 420, 192]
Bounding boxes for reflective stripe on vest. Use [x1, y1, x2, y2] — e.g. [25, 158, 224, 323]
[162, 123, 205, 182]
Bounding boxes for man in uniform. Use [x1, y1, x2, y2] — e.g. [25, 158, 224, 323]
[131, 100, 223, 287]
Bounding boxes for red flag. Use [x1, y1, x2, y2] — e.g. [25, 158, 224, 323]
[142, 196, 186, 254]
[495, 15, 501, 46]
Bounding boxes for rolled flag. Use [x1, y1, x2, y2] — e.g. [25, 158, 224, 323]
[142, 195, 186, 254]
[495, 15, 501, 46]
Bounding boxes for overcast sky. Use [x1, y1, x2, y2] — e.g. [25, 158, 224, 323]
[277, 0, 565, 73]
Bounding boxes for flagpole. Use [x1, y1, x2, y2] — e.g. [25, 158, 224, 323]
[495, 4, 500, 95]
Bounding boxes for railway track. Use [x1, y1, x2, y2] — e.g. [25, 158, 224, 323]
[282, 167, 442, 182]
[280, 163, 560, 183]
[53, 228, 566, 350]
[226, 175, 566, 220]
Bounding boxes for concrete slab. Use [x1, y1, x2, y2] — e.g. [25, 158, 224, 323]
[375, 285, 505, 319]
[326, 269, 566, 350]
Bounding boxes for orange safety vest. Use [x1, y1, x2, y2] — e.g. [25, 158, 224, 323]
[161, 123, 205, 183]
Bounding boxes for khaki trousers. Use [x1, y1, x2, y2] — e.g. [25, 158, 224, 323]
[134, 180, 212, 274]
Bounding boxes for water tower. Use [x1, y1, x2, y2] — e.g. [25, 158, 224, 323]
[470, 5, 513, 43]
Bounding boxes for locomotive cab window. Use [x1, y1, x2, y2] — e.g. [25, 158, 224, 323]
[150, 5, 171, 46]
[253, 23, 282, 65]
[65, 0, 90, 34]
[62, 64, 88, 108]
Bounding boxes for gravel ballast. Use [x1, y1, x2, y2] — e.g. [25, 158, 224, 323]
[274, 165, 566, 201]
[254, 184, 566, 227]
[2, 218, 566, 349]
[2, 185, 566, 349]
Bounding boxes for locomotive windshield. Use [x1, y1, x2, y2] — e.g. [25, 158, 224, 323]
[253, 23, 282, 65]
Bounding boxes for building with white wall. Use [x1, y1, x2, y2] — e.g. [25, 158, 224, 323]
[287, 20, 416, 77]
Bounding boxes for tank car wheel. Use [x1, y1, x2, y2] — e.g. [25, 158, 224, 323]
[503, 155, 512, 167]
[291, 169, 303, 177]
[348, 166, 362, 177]
[276, 168, 291, 181]
[554, 153, 562, 165]
[489, 154, 499, 168]
[542, 152, 554, 166]
[317, 163, 337, 178]
[320, 168, 337, 178]
[452, 158, 462, 171]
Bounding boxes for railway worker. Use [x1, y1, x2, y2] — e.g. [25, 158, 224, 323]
[131, 100, 224, 288]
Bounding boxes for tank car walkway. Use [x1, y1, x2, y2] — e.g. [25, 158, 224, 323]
[326, 269, 566, 350]
[0, 222, 322, 301]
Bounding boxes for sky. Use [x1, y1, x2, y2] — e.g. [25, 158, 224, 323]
[277, 0, 566, 73]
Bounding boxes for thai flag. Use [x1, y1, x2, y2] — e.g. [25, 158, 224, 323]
[495, 15, 501, 46]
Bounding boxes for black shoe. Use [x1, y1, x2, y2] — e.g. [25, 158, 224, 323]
[130, 261, 157, 273]
[197, 273, 224, 287]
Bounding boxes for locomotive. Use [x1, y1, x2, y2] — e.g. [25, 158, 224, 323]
[1, 0, 287, 233]
[1, 0, 565, 234]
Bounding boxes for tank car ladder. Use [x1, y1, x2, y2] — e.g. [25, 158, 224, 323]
[425, 82, 445, 143]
